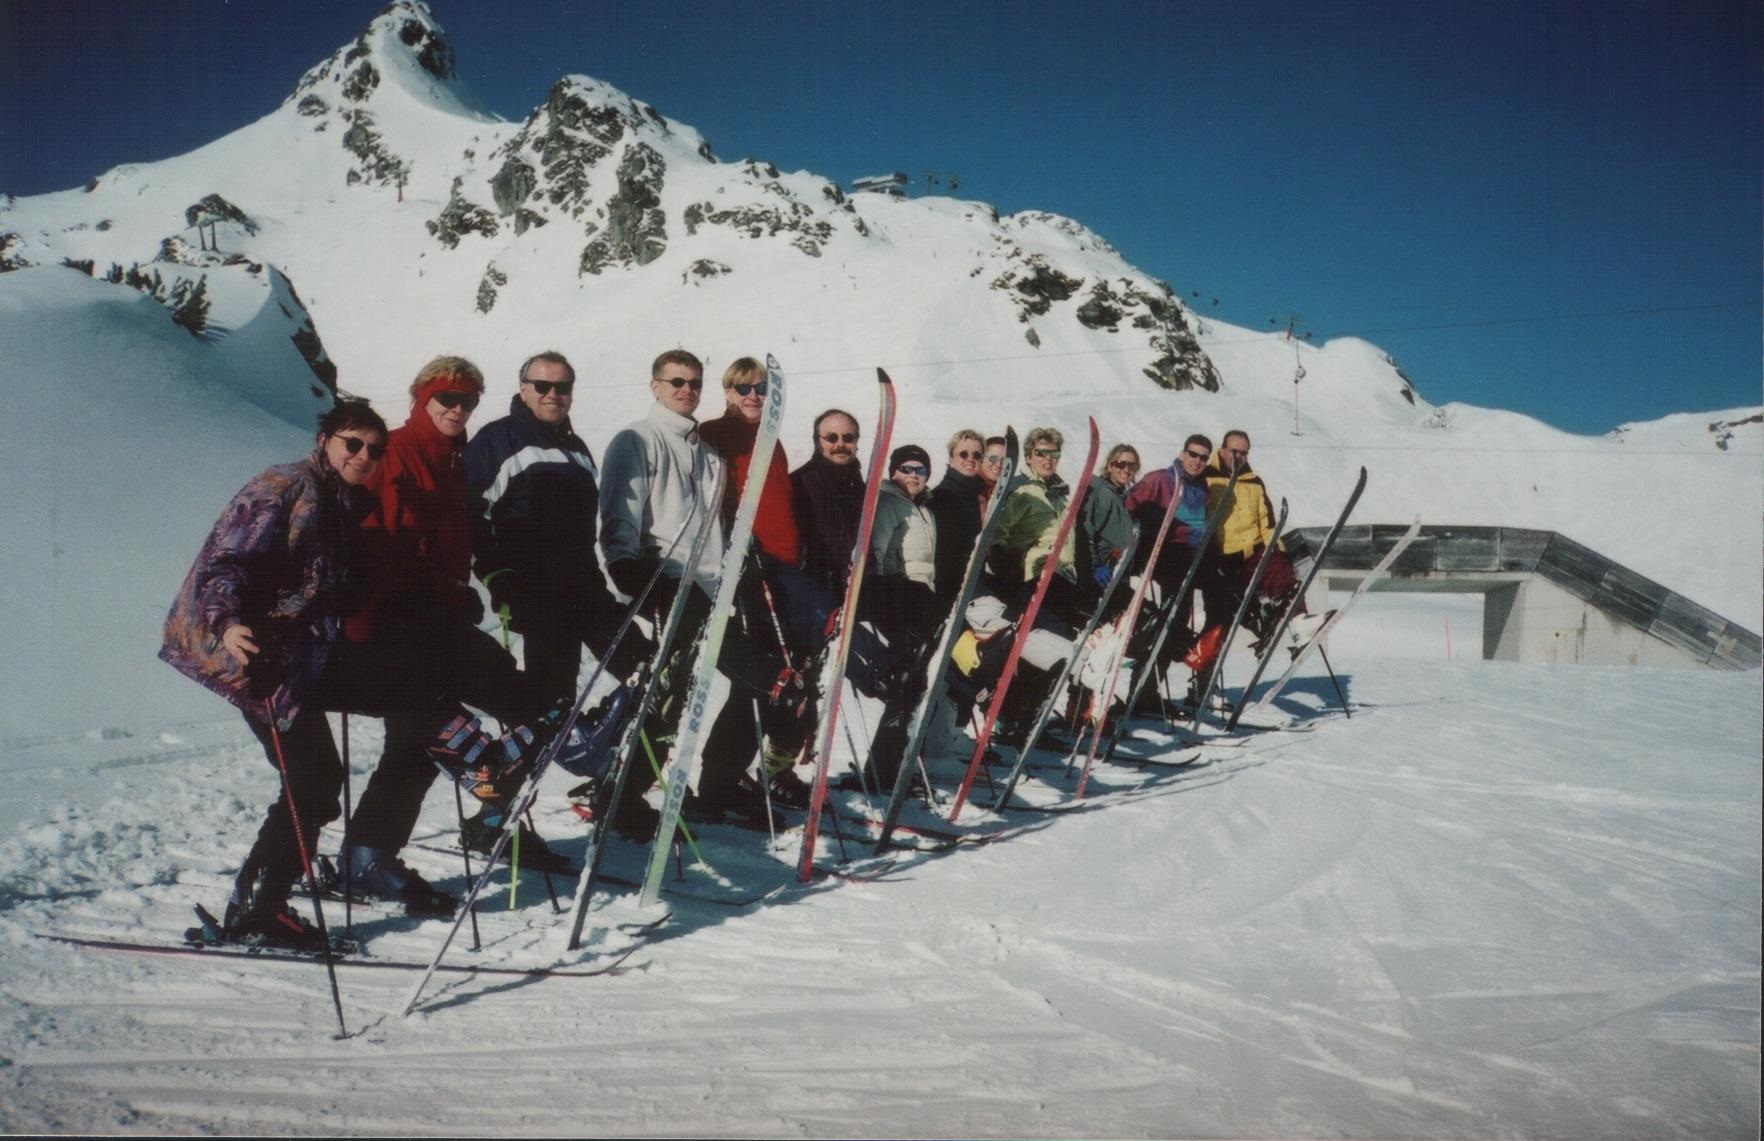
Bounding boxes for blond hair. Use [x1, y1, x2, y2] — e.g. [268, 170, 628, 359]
[408, 355, 484, 400]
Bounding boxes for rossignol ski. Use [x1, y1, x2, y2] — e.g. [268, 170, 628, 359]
[872, 429, 1020, 851]
[1236, 509, 1413, 725]
[991, 518, 1141, 809]
[564, 485, 727, 950]
[639, 356, 789, 907]
[1095, 468, 1240, 768]
[795, 369, 897, 882]
[1222, 466, 1367, 732]
[947, 417, 1100, 821]
[401, 509, 695, 1016]
[1190, 497, 1290, 726]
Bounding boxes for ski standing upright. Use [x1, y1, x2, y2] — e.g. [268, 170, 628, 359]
[564, 491, 725, 950]
[795, 369, 897, 881]
[947, 418, 1100, 821]
[1093, 468, 1240, 768]
[1222, 466, 1367, 732]
[871, 430, 1020, 851]
[638, 357, 788, 907]
[991, 518, 1141, 809]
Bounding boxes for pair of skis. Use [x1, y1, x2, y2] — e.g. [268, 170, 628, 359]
[1090, 467, 1241, 771]
[871, 430, 1021, 851]
[947, 419, 1101, 821]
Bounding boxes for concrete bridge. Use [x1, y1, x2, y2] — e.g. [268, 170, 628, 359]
[1286, 525, 1761, 671]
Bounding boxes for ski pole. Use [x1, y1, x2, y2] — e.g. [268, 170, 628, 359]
[1317, 643, 1350, 718]
[523, 804, 562, 913]
[264, 708, 347, 1038]
[451, 782, 481, 951]
[640, 730, 711, 870]
[340, 713, 352, 938]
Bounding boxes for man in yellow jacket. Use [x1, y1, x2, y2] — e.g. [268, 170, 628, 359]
[1202, 429, 1303, 658]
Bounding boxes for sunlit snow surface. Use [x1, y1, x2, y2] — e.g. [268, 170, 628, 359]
[0, 595, 1756, 1138]
[0, 5, 1758, 1133]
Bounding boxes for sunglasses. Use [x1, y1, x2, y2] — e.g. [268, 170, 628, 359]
[730, 382, 768, 397]
[1111, 460, 1140, 470]
[432, 391, 479, 411]
[895, 463, 929, 476]
[657, 375, 704, 391]
[821, 432, 859, 445]
[334, 436, 387, 460]
[523, 379, 574, 396]
[1031, 449, 1061, 459]
[1183, 449, 1209, 461]
[984, 454, 1005, 466]
[1225, 447, 1249, 457]
[953, 449, 982, 461]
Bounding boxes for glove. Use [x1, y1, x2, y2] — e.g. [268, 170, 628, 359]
[1092, 564, 1113, 590]
[608, 552, 664, 600]
[456, 582, 486, 626]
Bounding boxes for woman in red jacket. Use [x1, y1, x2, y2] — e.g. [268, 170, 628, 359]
[344, 356, 560, 913]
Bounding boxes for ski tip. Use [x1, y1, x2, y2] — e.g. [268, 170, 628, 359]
[766, 352, 781, 371]
[876, 367, 892, 385]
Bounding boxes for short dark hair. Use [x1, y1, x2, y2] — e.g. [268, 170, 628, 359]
[651, 349, 703, 378]
[1222, 429, 1250, 449]
[1183, 432, 1213, 453]
[813, 408, 858, 438]
[318, 399, 388, 439]
[520, 350, 574, 385]
[984, 436, 1007, 450]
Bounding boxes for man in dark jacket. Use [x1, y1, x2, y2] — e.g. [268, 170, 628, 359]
[465, 351, 634, 706]
[790, 409, 865, 592]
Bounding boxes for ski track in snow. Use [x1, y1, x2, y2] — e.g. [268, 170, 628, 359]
[0, 645, 1757, 1137]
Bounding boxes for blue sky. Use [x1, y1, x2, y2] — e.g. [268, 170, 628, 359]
[3, 0, 1757, 434]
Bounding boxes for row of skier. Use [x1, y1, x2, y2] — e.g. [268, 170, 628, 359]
[160, 347, 1316, 950]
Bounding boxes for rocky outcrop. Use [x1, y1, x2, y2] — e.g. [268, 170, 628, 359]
[184, 194, 259, 235]
[340, 110, 409, 187]
[579, 143, 667, 275]
[427, 177, 499, 247]
[475, 263, 507, 313]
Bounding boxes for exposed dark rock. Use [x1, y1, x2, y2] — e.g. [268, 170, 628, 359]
[168, 276, 210, 335]
[95, 220, 112, 231]
[1123, 279, 1218, 392]
[184, 194, 259, 234]
[281, 274, 338, 392]
[427, 177, 500, 248]
[157, 236, 199, 264]
[476, 263, 507, 313]
[1076, 281, 1124, 331]
[1024, 326, 1041, 348]
[297, 94, 328, 117]
[340, 110, 409, 186]
[990, 256, 1082, 321]
[342, 59, 380, 102]
[490, 157, 536, 214]
[0, 232, 31, 272]
[683, 198, 834, 253]
[579, 143, 667, 275]
[683, 259, 731, 285]
[397, 14, 456, 80]
[62, 258, 95, 275]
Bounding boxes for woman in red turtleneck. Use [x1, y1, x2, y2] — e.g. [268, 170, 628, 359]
[342, 356, 557, 912]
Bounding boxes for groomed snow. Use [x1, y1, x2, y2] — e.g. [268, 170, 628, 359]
[0, 4, 1757, 1135]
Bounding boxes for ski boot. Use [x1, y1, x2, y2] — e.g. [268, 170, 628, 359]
[337, 846, 457, 916]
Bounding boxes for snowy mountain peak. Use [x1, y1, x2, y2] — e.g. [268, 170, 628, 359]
[286, 0, 495, 126]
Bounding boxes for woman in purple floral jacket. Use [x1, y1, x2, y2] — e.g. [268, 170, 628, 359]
[160, 400, 387, 949]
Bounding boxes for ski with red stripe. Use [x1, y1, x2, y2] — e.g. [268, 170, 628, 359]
[796, 369, 896, 882]
[947, 417, 1099, 821]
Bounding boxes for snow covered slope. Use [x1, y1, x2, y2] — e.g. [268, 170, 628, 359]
[0, 0, 1756, 740]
